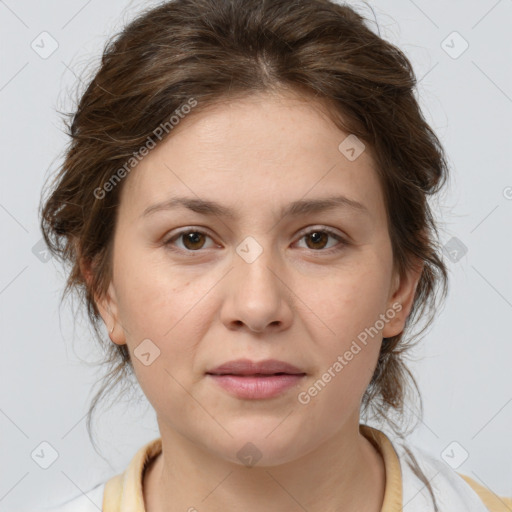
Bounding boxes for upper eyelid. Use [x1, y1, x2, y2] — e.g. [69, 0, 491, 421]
[295, 225, 344, 237]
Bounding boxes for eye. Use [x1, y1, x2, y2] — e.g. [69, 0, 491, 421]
[294, 227, 347, 253]
[163, 226, 348, 254]
[164, 229, 218, 252]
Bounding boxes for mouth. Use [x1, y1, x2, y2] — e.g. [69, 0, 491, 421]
[206, 371, 305, 376]
[205, 359, 306, 399]
[206, 358, 305, 376]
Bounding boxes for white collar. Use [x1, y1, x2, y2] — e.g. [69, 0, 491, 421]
[395, 440, 489, 511]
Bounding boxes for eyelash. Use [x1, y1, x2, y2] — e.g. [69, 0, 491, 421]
[163, 226, 348, 255]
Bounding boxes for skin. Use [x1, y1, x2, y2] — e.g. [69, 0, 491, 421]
[92, 91, 422, 512]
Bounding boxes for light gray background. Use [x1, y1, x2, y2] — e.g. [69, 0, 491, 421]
[1, 0, 511, 510]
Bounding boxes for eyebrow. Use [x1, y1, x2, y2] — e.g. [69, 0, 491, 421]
[141, 194, 370, 220]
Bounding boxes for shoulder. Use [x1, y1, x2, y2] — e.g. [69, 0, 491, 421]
[458, 473, 512, 512]
[394, 440, 512, 512]
[39, 482, 105, 512]
[39, 437, 160, 511]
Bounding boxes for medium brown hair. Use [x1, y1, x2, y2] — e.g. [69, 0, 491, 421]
[40, 1, 448, 502]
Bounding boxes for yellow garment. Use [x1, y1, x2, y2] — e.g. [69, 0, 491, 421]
[103, 425, 512, 511]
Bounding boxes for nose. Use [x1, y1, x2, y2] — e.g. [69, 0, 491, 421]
[220, 244, 293, 334]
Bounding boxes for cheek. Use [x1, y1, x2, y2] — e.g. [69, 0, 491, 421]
[114, 266, 206, 416]
[113, 253, 221, 397]
[113, 246, 208, 337]
[295, 278, 386, 434]
[299, 254, 391, 398]
[312, 258, 392, 346]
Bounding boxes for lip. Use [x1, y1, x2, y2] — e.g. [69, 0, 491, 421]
[206, 358, 305, 376]
[207, 374, 306, 399]
[206, 359, 306, 399]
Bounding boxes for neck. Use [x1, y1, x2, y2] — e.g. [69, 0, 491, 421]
[143, 420, 386, 512]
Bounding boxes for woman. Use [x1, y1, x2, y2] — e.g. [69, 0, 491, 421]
[39, 0, 512, 510]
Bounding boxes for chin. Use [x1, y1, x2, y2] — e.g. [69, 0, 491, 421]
[204, 423, 313, 468]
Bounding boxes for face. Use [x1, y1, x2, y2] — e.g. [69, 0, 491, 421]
[95, 92, 421, 466]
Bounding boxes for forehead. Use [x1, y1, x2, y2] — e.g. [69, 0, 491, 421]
[118, 92, 386, 226]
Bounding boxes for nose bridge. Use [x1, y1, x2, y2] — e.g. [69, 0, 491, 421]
[234, 233, 281, 294]
[221, 233, 291, 332]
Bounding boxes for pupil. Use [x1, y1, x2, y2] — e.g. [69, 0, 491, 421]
[185, 232, 203, 249]
[309, 231, 326, 249]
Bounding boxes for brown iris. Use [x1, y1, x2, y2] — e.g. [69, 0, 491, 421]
[304, 231, 329, 250]
[182, 232, 207, 250]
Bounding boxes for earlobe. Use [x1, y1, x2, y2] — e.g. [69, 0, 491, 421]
[382, 260, 424, 339]
[79, 255, 126, 346]
[95, 282, 126, 346]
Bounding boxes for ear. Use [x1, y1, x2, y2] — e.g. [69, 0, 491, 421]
[79, 256, 126, 346]
[382, 258, 424, 339]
